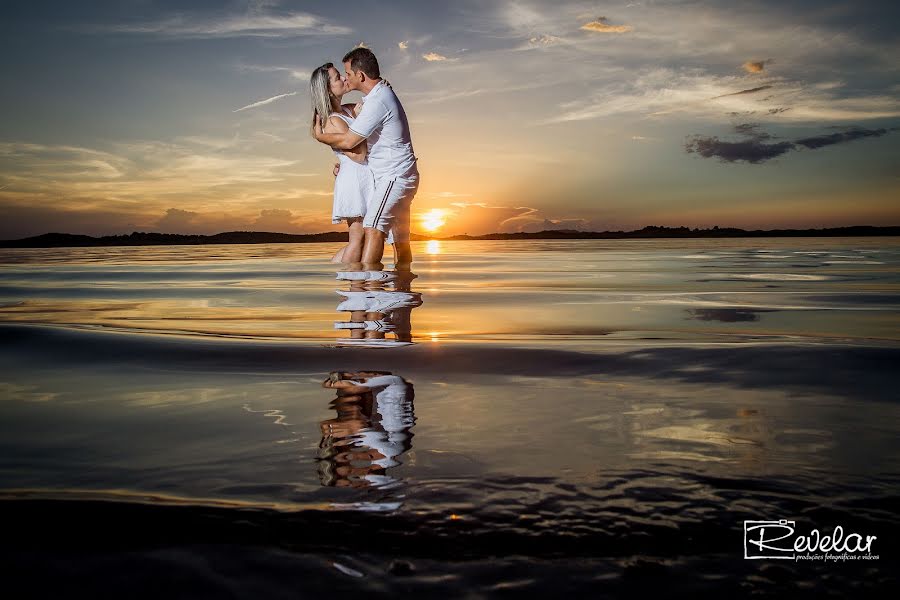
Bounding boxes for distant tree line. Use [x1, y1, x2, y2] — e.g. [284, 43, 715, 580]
[1, 225, 898, 248]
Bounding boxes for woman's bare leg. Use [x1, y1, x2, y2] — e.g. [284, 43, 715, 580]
[331, 219, 365, 263]
[342, 219, 365, 264]
[331, 245, 347, 263]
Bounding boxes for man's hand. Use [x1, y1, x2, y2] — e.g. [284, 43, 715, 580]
[333, 162, 340, 177]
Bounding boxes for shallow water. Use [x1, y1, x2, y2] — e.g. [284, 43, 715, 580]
[1, 238, 898, 597]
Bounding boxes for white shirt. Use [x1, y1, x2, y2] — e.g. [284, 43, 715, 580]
[349, 81, 418, 182]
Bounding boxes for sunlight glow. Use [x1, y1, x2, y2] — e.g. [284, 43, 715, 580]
[420, 209, 447, 232]
[426, 240, 441, 255]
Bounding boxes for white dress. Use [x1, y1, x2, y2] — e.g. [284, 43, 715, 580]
[331, 109, 375, 224]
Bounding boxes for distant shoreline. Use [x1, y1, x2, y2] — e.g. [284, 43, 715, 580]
[1, 225, 899, 248]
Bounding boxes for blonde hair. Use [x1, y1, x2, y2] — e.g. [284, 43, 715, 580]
[310, 63, 338, 129]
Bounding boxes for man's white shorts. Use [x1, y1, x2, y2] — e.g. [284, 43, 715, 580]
[363, 176, 418, 244]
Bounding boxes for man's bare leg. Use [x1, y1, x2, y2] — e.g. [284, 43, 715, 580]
[361, 227, 387, 267]
[394, 242, 412, 269]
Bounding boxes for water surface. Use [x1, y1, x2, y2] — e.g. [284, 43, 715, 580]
[1, 238, 898, 597]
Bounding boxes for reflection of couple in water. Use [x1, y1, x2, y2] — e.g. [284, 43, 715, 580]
[310, 47, 418, 269]
[317, 371, 415, 488]
[334, 269, 420, 347]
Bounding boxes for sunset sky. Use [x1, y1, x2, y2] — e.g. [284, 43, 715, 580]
[1, 0, 898, 239]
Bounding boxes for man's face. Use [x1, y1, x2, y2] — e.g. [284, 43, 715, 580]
[343, 61, 362, 91]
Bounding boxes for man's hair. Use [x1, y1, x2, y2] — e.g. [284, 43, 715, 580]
[342, 47, 380, 79]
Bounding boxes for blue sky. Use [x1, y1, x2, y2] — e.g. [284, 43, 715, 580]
[1, 0, 898, 238]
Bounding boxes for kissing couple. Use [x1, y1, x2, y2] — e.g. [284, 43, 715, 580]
[310, 47, 419, 269]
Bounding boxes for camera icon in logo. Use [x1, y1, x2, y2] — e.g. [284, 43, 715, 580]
[744, 520, 796, 559]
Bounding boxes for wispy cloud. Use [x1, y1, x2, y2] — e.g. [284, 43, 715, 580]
[0, 139, 311, 212]
[398, 40, 409, 49]
[528, 34, 562, 47]
[422, 52, 449, 62]
[0, 135, 336, 237]
[83, 12, 352, 39]
[431, 191, 472, 198]
[711, 85, 774, 99]
[237, 62, 310, 80]
[233, 92, 297, 113]
[545, 68, 900, 124]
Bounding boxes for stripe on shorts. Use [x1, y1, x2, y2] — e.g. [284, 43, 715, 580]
[372, 179, 395, 227]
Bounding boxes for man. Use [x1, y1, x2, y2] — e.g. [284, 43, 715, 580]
[312, 47, 419, 268]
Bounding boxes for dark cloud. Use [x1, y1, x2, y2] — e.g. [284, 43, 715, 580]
[733, 123, 772, 141]
[686, 126, 893, 164]
[794, 127, 889, 149]
[712, 85, 773, 99]
[684, 135, 795, 164]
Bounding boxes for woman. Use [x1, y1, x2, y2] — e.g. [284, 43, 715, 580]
[309, 63, 374, 263]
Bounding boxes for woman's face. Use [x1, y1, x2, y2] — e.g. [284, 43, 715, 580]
[328, 67, 348, 98]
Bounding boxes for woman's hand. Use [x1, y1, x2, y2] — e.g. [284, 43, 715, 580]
[333, 162, 340, 177]
[310, 112, 324, 140]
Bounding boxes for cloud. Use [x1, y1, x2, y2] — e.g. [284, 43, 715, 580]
[422, 52, 449, 62]
[0, 138, 311, 223]
[233, 91, 297, 113]
[685, 126, 893, 164]
[252, 208, 300, 232]
[156, 208, 200, 232]
[546, 67, 900, 124]
[432, 191, 472, 198]
[794, 127, 889, 149]
[82, 12, 352, 38]
[732, 123, 772, 141]
[237, 62, 309, 80]
[742, 60, 772, 74]
[712, 85, 774, 99]
[398, 40, 409, 50]
[528, 34, 562, 47]
[416, 202, 597, 236]
[580, 17, 633, 33]
[684, 135, 795, 164]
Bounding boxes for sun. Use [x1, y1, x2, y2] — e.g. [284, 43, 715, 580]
[420, 208, 447, 232]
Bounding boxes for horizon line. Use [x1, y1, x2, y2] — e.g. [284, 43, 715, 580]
[3, 224, 900, 245]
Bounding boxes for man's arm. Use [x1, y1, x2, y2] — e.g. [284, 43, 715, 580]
[312, 114, 366, 150]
